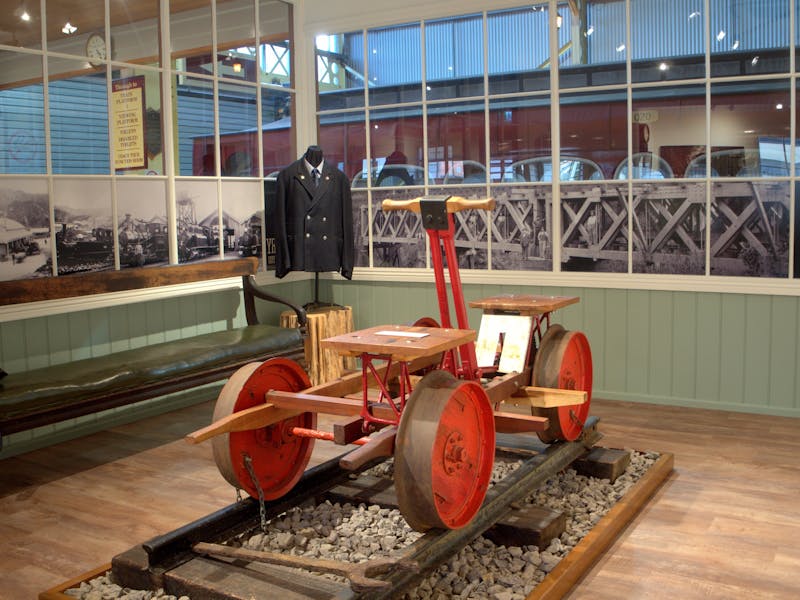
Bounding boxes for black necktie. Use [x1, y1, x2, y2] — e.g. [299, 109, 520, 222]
[312, 168, 320, 187]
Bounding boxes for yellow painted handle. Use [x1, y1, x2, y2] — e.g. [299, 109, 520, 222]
[381, 196, 495, 213]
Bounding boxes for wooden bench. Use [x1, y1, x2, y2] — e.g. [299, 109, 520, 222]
[0, 257, 307, 449]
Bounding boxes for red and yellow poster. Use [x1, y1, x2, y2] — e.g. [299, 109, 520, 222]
[112, 76, 147, 171]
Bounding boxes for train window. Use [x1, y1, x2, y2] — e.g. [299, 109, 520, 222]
[630, 0, 705, 84]
[710, 0, 790, 78]
[487, 6, 550, 95]
[179, 76, 216, 176]
[560, 90, 626, 179]
[319, 110, 367, 183]
[710, 80, 791, 178]
[427, 101, 486, 185]
[0, 52, 46, 175]
[171, 1, 213, 65]
[219, 82, 258, 177]
[488, 96, 551, 183]
[425, 14, 484, 101]
[369, 106, 424, 186]
[316, 31, 366, 111]
[368, 23, 422, 106]
[48, 60, 110, 175]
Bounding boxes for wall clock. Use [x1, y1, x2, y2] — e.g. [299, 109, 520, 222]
[85, 33, 107, 67]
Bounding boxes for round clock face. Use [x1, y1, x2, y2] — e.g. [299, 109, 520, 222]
[86, 33, 107, 65]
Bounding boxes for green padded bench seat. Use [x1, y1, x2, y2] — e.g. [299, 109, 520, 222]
[0, 258, 309, 450]
[0, 324, 304, 440]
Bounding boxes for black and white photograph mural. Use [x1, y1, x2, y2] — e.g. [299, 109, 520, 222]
[369, 187, 426, 268]
[560, 183, 628, 273]
[174, 179, 220, 263]
[710, 181, 790, 278]
[222, 180, 263, 268]
[0, 178, 51, 282]
[117, 179, 169, 268]
[352, 190, 370, 268]
[53, 179, 114, 275]
[632, 182, 706, 275]
[490, 185, 552, 271]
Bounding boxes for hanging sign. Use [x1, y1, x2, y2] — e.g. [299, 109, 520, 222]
[112, 76, 147, 170]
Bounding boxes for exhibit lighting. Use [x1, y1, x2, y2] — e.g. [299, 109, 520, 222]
[556, 14, 562, 28]
[62, 21, 77, 35]
[716, 30, 726, 42]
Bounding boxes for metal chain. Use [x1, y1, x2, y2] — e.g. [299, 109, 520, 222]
[243, 453, 268, 532]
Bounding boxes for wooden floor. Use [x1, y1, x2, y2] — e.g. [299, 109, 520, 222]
[1, 398, 798, 600]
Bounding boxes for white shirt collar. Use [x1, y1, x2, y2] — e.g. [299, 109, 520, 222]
[305, 158, 324, 174]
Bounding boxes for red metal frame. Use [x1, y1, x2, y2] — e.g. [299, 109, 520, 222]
[426, 213, 481, 381]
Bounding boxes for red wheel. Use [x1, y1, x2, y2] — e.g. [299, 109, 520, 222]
[411, 316, 440, 328]
[212, 358, 314, 500]
[394, 370, 495, 532]
[531, 326, 593, 443]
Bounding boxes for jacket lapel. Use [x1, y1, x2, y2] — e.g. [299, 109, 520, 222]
[293, 163, 315, 200]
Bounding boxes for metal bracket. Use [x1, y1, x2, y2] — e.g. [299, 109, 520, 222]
[419, 195, 451, 231]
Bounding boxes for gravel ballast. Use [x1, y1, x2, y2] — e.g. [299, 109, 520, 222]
[65, 449, 659, 600]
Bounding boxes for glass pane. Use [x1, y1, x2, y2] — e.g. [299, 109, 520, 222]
[109, 0, 159, 64]
[561, 90, 626, 180]
[53, 178, 114, 275]
[317, 31, 365, 111]
[632, 182, 706, 274]
[222, 180, 263, 268]
[0, 178, 50, 281]
[487, 5, 550, 95]
[425, 14, 483, 100]
[630, 0, 705, 83]
[219, 82, 258, 176]
[632, 85, 705, 179]
[259, 1, 292, 85]
[0, 52, 45, 174]
[429, 185, 489, 270]
[175, 75, 216, 176]
[370, 188, 425, 268]
[427, 100, 486, 185]
[561, 182, 628, 273]
[710, 80, 791, 177]
[490, 185, 552, 271]
[710, 180, 789, 277]
[261, 86, 293, 175]
[216, 0, 256, 83]
[318, 111, 366, 183]
[175, 179, 221, 262]
[489, 95, 551, 182]
[171, 0, 212, 65]
[5, 0, 43, 50]
[710, 0, 789, 77]
[117, 178, 168, 268]
[561, 0, 628, 89]
[47, 0, 102, 56]
[367, 22, 422, 106]
[368, 106, 424, 188]
[48, 60, 109, 175]
[352, 189, 370, 267]
[112, 68, 164, 176]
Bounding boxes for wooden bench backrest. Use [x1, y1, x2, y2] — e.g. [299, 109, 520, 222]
[0, 257, 259, 306]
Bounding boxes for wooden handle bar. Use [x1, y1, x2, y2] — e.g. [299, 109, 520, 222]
[382, 196, 495, 213]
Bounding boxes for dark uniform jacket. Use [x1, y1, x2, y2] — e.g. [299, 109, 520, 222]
[274, 158, 354, 279]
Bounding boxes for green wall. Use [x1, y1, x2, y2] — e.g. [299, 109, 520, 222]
[1, 276, 796, 459]
[328, 279, 800, 417]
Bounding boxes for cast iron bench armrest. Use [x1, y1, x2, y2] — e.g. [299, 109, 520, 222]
[243, 275, 308, 331]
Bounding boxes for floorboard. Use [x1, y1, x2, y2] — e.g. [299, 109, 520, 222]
[0, 398, 798, 600]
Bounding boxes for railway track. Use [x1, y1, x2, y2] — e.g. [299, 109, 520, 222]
[108, 418, 602, 600]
